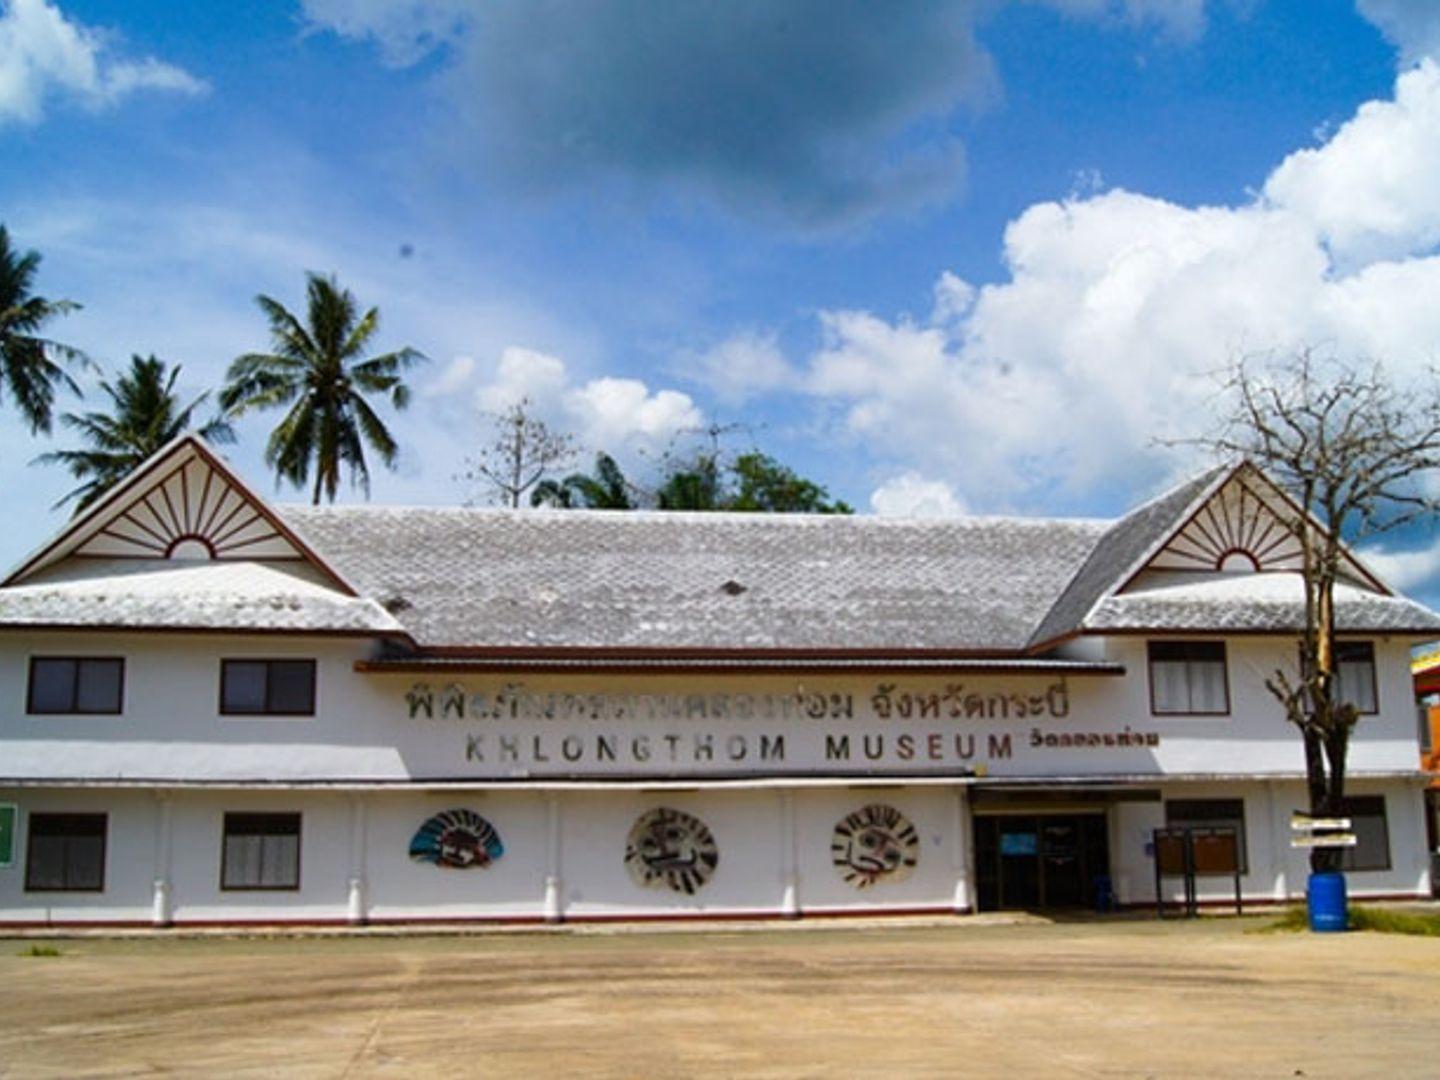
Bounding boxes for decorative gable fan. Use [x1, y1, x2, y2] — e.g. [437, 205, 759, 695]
[75, 454, 301, 561]
[1139, 465, 1383, 591]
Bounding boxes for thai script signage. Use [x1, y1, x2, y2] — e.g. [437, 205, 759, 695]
[400, 679, 1163, 779]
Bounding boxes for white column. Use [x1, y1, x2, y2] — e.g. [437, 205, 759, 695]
[347, 794, 368, 925]
[952, 786, 973, 914]
[779, 790, 800, 918]
[151, 790, 173, 927]
[1266, 780, 1289, 901]
[543, 793, 564, 924]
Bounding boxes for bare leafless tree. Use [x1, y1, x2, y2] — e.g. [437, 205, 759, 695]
[456, 398, 577, 508]
[1188, 348, 1440, 870]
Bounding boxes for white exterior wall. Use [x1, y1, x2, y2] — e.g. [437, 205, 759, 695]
[0, 630, 1430, 924]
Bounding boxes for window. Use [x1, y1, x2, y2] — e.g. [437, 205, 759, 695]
[1165, 798, 1247, 873]
[1335, 641, 1378, 715]
[27, 657, 124, 715]
[1149, 642, 1229, 715]
[25, 813, 106, 891]
[1339, 795, 1390, 872]
[221, 813, 301, 889]
[220, 660, 315, 716]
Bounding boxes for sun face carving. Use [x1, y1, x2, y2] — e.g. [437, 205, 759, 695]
[831, 804, 919, 889]
[75, 454, 302, 562]
[1149, 475, 1303, 574]
[624, 807, 719, 895]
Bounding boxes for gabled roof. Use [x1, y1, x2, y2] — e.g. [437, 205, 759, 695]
[0, 436, 405, 638]
[4, 438, 1438, 650]
[1027, 460, 1427, 646]
[1027, 466, 1228, 649]
[4, 435, 354, 593]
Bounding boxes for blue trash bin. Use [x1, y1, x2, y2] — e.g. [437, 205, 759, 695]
[1307, 871, 1348, 932]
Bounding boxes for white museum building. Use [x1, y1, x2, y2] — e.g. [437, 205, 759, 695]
[0, 435, 1435, 927]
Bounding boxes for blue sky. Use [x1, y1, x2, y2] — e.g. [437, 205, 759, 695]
[5, 0, 1440, 604]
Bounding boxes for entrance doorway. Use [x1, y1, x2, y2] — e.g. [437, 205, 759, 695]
[974, 814, 1110, 911]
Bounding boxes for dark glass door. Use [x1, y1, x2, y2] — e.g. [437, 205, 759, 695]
[974, 813, 1110, 911]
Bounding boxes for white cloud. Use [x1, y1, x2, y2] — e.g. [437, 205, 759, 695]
[870, 474, 969, 518]
[1264, 60, 1440, 266]
[566, 378, 703, 446]
[1361, 538, 1440, 593]
[682, 331, 799, 406]
[0, 0, 206, 125]
[795, 56, 1440, 511]
[417, 346, 704, 464]
[1356, 0, 1440, 65]
[474, 346, 568, 413]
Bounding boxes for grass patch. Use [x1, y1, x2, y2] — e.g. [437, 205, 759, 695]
[1260, 905, 1440, 936]
[1349, 906, 1440, 936]
[19, 944, 62, 957]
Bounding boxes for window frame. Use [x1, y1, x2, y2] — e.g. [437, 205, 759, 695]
[219, 659, 317, 717]
[1338, 795, 1391, 873]
[1334, 640, 1379, 717]
[1164, 797, 1248, 874]
[220, 812, 303, 891]
[1147, 640, 1231, 717]
[25, 656, 125, 716]
[24, 812, 108, 892]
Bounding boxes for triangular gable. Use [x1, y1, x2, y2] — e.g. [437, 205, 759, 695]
[1121, 461, 1388, 594]
[3, 435, 357, 595]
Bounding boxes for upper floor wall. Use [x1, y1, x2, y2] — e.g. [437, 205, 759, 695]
[0, 630, 1423, 784]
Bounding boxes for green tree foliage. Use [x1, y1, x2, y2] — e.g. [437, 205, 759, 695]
[656, 453, 722, 511]
[34, 355, 234, 513]
[728, 452, 853, 514]
[531, 452, 634, 509]
[0, 224, 87, 434]
[220, 274, 424, 504]
[654, 451, 851, 514]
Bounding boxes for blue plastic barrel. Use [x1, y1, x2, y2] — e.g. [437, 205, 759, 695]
[1307, 871, 1348, 932]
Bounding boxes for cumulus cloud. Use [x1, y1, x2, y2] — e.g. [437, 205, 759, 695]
[422, 345, 703, 463]
[795, 57, 1440, 510]
[870, 474, 969, 518]
[0, 0, 207, 125]
[1264, 60, 1440, 266]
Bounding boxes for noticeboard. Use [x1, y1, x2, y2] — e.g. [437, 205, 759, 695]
[0, 804, 14, 868]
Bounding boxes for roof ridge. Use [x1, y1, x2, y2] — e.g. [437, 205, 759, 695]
[279, 503, 1116, 528]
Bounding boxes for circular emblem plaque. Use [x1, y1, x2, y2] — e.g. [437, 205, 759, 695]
[624, 807, 719, 895]
[409, 809, 505, 869]
[831, 804, 919, 888]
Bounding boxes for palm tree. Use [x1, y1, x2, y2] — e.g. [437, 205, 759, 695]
[220, 273, 424, 504]
[531, 452, 634, 509]
[34, 355, 234, 512]
[0, 224, 87, 434]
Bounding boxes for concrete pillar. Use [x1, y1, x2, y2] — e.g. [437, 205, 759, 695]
[543, 793, 564, 924]
[1266, 780, 1289, 901]
[779, 789, 800, 918]
[151, 790, 173, 928]
[347, 794, 368, 925]
[952, 786, 974, 914]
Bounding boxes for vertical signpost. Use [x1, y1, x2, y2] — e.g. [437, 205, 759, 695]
[1291, 813, 1355, 932]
